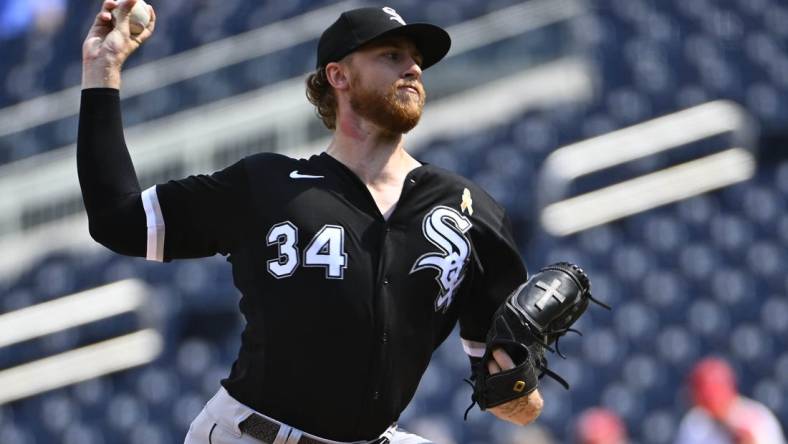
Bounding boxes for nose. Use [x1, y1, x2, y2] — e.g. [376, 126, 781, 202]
[403, 57, 422, 80]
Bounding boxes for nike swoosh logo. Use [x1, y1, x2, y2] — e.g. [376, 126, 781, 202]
[289, 170, 324, 179]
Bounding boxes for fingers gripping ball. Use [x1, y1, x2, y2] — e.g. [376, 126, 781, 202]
[128, 0, 151, 35]
[465, 262, 611, 416]
[113, 0, 151, 35]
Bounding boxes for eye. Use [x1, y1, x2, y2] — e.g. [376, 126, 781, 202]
[384, 51, 400, 61]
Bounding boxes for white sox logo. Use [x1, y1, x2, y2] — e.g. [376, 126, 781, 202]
[382, 7, 406, 25]
[411, 206, 472, 312]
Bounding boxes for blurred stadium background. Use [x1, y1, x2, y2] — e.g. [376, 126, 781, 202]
[0, 0, 787, 442]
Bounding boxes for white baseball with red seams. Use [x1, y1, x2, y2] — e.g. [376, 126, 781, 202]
[113, 0, 150, 35]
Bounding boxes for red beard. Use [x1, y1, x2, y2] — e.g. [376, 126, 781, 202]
[349, 73, 425, 134]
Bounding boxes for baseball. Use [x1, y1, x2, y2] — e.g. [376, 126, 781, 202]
[113, 0, 150, 35]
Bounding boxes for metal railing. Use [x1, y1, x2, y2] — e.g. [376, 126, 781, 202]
[0, 279, 162, 404]
[538, 100, 759, 236]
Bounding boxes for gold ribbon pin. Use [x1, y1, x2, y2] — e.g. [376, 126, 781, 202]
[460, 188, 474, 215]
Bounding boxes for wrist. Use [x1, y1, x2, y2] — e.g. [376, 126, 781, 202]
[82, 61, 122, 90]
[489, 389, 543, 426]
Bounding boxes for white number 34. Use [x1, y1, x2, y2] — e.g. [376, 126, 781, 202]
[265, 222, 348, 279]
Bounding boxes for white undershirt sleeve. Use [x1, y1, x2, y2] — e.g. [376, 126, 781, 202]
[461, 338, 486, 358]
[141, 186, 165, 262]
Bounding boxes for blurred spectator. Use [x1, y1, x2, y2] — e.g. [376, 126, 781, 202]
[0, 0, 65, 39]
[675, 357, 786, 444]
[575, 407, 628, 444]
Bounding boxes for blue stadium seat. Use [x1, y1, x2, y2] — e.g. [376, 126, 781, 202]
[622, 354, 661, 392]
[38, 328, 81, 355]
[730, 323, 773, 366]
[199, 366, 230, 397]
[40, 393, 78, 433]
[601, 381, 644, 423]
[688, 298, 730, 338]
[172, 392, 206, 431]
[1, 288, 34, 312]
[741, 186, 782, 225]
[711, 268, 759, 311]
[611, 244, 651, 282]
[675, 195, 718, 225]
[655, 325, 698, 367]
[0, 424, 36, 444]
[511, 116, 558, 155]
[106, 393, 148, 431]
[72, 378, 113, 408]
[776, 353, 788, 392]
[677, 243, 717, 280]
[613, 302, 658, 342]
[176, 339, 218, 378]
[128, 423, 171, 444]
[746, 242, 784, 282]
[641, 270, 687, 313]
[582, 328, 623, 368]
[753, 378, 784, 416]
[640, 409, 679, 444]
[531, 382, 572, 429]
[710, 215, 754, 252]
[761, 297, 788, 339]
[606, 87, 652, 125]
[580, 112, 618, 138]
[747, 82, 782, 119]
[136, 366, 178, 405]
[642, 215, 686, 252]
[62, 423, 105, 444]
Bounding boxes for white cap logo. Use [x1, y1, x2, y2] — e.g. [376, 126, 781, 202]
[382, 7, 406, 25]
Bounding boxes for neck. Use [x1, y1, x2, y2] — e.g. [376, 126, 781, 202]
[326, 114, 419, 185]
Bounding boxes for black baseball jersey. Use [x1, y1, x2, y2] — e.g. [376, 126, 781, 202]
[77, 89, 527, 441]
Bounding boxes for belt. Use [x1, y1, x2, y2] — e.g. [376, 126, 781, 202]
[239, 414, 389, 444]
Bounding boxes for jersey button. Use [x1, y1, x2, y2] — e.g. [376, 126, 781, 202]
[373, 391, 380, 400]
[381, 332, 388, 344]
[383, 277, 390, 285]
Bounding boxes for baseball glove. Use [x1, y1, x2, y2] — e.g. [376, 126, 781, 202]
[464, 262, 610, 417]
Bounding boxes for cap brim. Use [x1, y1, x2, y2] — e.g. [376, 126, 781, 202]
[366, 23, 451, 70]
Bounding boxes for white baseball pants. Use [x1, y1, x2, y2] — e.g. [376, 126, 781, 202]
[184, 388, 433, 444]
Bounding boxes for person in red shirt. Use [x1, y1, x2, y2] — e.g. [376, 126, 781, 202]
[575, 407, 628, 444]
[676, 357, 785, 444]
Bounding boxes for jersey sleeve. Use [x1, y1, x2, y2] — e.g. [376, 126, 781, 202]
[144, 160, 250, 261]
[77, 88, 251, 261]
[458, 209, 527, 359]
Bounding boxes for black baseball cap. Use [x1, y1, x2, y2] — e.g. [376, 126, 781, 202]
[316, 6, 451, 70]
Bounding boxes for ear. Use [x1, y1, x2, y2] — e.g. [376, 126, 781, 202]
[325, 61, 351, 91]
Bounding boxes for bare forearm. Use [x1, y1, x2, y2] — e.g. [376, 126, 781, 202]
[489, 389, 543, 426]
[82, 62, 122, 90]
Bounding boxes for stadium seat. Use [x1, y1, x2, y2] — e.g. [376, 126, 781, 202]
[59, 423, 103, 444]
